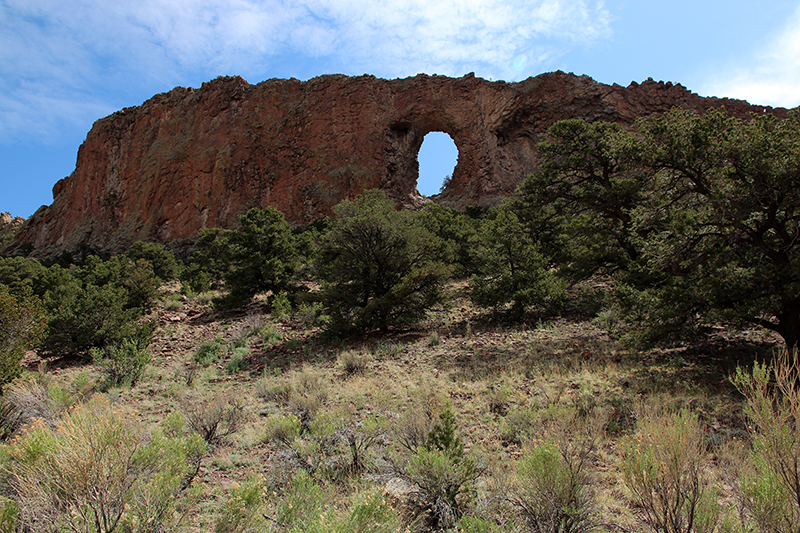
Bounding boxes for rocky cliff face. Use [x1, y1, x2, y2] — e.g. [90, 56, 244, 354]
[0, 213, 24, 248]
[8, 72, 785, 256]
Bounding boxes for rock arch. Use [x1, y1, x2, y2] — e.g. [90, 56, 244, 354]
[384, 120, 468, 206]
[9, 72, 783, 256]
[415, 131, 459, 197]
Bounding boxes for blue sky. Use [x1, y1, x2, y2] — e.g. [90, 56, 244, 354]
[2, 0, 800, 217]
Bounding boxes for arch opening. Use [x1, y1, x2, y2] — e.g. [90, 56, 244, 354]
[416, 131, 458, 197]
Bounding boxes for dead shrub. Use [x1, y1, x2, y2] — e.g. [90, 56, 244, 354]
[183, 393, 248, 444]
[393, 383, 444, 453]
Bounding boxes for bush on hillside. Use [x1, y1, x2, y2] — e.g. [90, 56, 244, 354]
[315, 190, 453, 335]
[471, 206, 566, 318]
[0, 256, 46, 297]
[1, 396, 206, 533]
[182, 208, 301, 308]
[620, 408, 721, 533]
[181, 227, 232, 293]
[27, 257, 158, 356]
[732, 348, 800, 531]
[90, 336, 152, 388]
[125, 240, 181, 282]
[0, 285, 46, 393]
[516, 109, 800, 347]
[405, 408, 479, 529]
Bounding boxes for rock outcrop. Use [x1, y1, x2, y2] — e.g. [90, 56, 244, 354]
[0, 212, 24, 247]
[7, 72, 786, 256]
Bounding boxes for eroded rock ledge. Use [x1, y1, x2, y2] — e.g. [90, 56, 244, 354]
[8, 72, 784, 256]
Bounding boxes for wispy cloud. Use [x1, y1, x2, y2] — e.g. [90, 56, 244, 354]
[701, 5, 800, 108]
[0, 0, 611, 143]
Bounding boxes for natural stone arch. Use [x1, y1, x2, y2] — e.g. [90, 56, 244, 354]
[10, 72, 780, 256]
[383, 108, 488, 210]
[416, 131, 459, 197]
[384, 120, 465, 206]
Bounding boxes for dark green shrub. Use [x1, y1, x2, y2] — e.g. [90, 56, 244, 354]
[419, 202, 481, 276]
[90, 337, 152, 388]
[425, 408, 464, 459]
[471, 206, 566, 318]
[125, 240, 181, 282]
[26, 255, 159, 356]
[181, 209, 301, 307]
[77, 254, 160, 311]
[296, 301, 328, 328]
[315, 190, 453, 334]
[120, 258, 161, 310]
[516, 109, 800, 347]
[0, 256, 45, 297]
[180, 228, 231, 293]
[271, 291, 292, 320]
[0, 285, 46, 393]
[221, 207, 301, 308]
[194, 341, 224, 366]
[594, 282, 704, 347]
[39, 272, 151, 356]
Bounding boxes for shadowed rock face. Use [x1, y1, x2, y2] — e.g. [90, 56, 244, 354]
[8, 72, 784, 256]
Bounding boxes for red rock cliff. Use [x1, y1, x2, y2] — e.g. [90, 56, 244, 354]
[8, 72, 785, 255]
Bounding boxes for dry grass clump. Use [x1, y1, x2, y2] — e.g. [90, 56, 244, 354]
[1, 376, 71, 431]
[255, 378, 292, 405]
[2, 379, 59, 429]
[391, 382, 446, 453]
[230, 313, 267, 346]
[337, 349, 371, 376]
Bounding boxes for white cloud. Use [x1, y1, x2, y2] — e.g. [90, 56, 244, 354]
[701, 5, 800, 108]
[0, 0, 612, 142]
[0, 86, 114, 144]
[309, 0, 612, 78]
